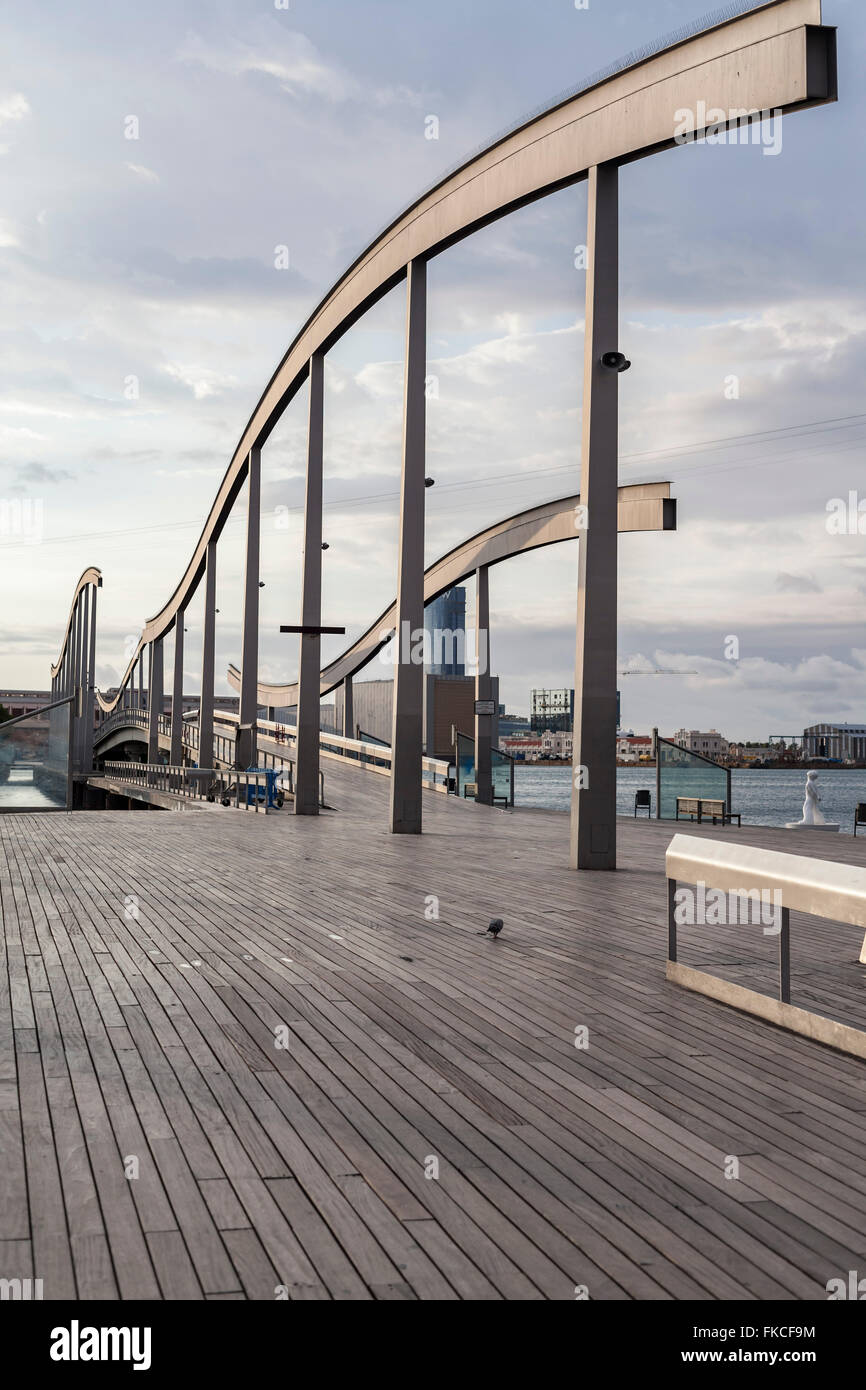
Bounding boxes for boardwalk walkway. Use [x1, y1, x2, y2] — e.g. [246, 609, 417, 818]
[2, 766, 865, 1300]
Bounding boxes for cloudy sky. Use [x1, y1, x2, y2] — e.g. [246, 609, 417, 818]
[1, 0, 863, 739]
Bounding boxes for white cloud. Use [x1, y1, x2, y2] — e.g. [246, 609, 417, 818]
[0, 92, 30, 153]
[125, 162, 160, 183]
[160, 361, 239, 399]
[176, 31, 355, 103]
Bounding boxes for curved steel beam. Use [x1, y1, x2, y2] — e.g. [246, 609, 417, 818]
[50, 567, 102, 679]
[85, 0, 833, 713]
[228, 480, 675, 706]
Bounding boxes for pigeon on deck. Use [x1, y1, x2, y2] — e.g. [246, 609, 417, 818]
[485, 918, 503, 938]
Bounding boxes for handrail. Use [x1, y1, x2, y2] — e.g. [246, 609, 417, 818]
[67, 1, 830, 718]
[226, 483, 674, 706]
[49, 568, 102, 679]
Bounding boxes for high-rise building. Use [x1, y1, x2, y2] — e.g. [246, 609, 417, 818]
[425, 587, 466, 676]
[530, 688, 574, 733]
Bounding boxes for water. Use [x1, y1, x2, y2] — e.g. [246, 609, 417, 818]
[514, 765, 866, 834]
[0, 768, 64, 810]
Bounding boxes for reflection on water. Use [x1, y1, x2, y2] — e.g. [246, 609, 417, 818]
[0, 767, 65, 809]
[514, 765, 866, 836]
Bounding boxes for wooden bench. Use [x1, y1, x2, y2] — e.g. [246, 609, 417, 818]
[676, 795, 740, 826]
[665, 832, 866, 1059]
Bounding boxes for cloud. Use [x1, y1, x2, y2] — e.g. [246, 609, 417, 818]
[12, 461, 74, 485]
[775, 572, 822, 594]
[159, 361, 239, 399]
[0, 217, 19, 247]
[0, 92, 30, 153]
[125, 162, 160, 183]
[176, 30, 356, 103]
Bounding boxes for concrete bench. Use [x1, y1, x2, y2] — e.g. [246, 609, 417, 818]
[676, 796, 740, 826]
[666, 832, 866, 1058]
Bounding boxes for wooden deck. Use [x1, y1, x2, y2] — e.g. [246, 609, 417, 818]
[2, 764, 866, 1301]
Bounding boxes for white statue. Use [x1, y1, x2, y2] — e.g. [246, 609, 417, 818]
[802, 770, 825, 824]
[786, 770, 840, 831]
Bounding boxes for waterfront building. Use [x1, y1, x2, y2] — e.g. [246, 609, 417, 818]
[672, 728, 729, 759]
[617, 734, 653, 763]
[803, 723, 866, 762]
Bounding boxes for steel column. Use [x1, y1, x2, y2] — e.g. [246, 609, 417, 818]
[137, 652, 144, 710]
[76, 587, 89, 772]
[83, 583, 97, 772]
[199, 540, 217, 770]
[342, 675, 354, 740]
[170, 612, 185, 766]
[148, 637, 164, 765]
[238, 446, 262, 770]
[389, 258, 427, 835]
[474, 564, 493, 805]
[295, 354, 325, 816]
[570, 163, 620, 871]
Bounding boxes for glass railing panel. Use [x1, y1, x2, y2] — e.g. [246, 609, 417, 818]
[0, 705, 71, 810]
[657, 736, 729, 820]
[455, 730, 475, 797]
[492, 748, 514, 806]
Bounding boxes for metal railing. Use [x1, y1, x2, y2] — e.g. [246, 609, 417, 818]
[103, 760, 218, 800]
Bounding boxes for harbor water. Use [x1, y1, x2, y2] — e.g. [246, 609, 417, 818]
[514, 765, 866, 835]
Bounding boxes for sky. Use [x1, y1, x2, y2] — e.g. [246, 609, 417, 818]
[0, 0, 863, 740]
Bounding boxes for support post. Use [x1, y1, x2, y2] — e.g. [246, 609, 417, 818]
[83, 583, 97, 773]
[199, 541, 217, 770]
[295, 355, 324, 815]
[238, 445, 261, 769]
[138, 652, 144, 710]
[570, 162, 620, 871]
[170, 612, 185, 765]
[390, 258, 427, 834]
[474, 564, 493, 805]
[76, 586, 89, 772]
[779, 905, 791, 1004]
[342, 675, 354, 741]
[667, 877, 678, 962]
[148, 637, 164, 766]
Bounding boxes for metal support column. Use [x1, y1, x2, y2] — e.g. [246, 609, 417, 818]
[295, 355, 324, 816]
[238, 445, 262, 770]
[199, 541, 217, 770]
[148, 637, 164, 766]
[170, 612, 185, 765]
[342, 675, 354, 741]
[474, 564, 493, 805]
[83, 582, 97, 773]
[570, 162, 620, 871]
[389, 258, 427, 834]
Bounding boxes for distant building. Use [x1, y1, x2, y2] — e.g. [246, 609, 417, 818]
[803, 723, 866, 761]
[501, 734, 543, 761]
[425, 587, 466, 676]
[0, 690, 52, 724]
[672, 728, 728, 759]
[540, 730, 573, 759]
[498, 713, 531, 740]
[530, 688, 574, 733]
[617, 734, 653, 763]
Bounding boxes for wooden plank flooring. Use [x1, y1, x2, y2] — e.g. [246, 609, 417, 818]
[1, 764, 865, 1300]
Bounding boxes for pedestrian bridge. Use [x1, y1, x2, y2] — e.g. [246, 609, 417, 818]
[46, 0, 835, 868]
